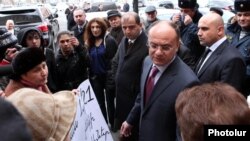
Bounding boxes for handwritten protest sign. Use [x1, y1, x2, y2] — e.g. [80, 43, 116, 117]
[70, 79, 114, 141]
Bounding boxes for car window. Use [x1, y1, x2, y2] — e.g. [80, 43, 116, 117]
[0, 9, 42, 25]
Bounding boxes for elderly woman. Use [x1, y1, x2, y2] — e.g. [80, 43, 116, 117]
[84, 17, 118, 123]
[4, 47, 51, 96]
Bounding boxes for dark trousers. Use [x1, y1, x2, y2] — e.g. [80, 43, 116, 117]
[106, 87, 116, 129]
[90, 75, 107, 122]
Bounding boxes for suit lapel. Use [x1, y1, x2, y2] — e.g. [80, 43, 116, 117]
[141, 58, 152, 109]
[142, 57, 178, 115]
[125, 31, 147, 57]
[198, 40, 228, 77]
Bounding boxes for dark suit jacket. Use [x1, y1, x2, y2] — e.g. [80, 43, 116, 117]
[71, 22, 88, 46]
[177, 44, 196, 70]
[126, 56, 199, 141]
[114, 31, 148, 125]
[196, 39, 246, 94]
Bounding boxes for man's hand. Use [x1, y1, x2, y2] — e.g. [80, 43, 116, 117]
[5, 48, 18, 62]
[70, 36, 80, 47]
[172, 13, 181, 24]
[120, 121, 133, 137]
[183, 14, 193, 25]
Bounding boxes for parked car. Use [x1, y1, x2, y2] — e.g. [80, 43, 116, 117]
[197, 0, 234, 11]
[55, 2, 69, 12]
[139, 7, 179, 21]
[158, 1, 174, 9]
[37, 3, 58, 15]
[86, 11, 109, 21]
[86, 10, 124, 21]
[199, 7, 235, 26]
[139, 7, 234, 27]
[88, 2, 117, 12]
[138, 0, 146, 7]
[85, 2, 119, 21]
[0, 5, 60, 52]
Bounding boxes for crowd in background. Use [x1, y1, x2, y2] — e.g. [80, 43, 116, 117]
[0, 0, 250, 140]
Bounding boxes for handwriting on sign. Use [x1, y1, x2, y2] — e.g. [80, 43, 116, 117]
[91, 126, 110, 141]
[70, 80, 114, 141]
[70, 120, 78, 139]
[85, 112, 95, 131]
[79, 85, 94, 116]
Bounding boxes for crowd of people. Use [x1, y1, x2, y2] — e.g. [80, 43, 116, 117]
[0, 0, 250, 140]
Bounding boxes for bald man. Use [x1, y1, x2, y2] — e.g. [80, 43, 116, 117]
[5, 19, 15, 35]
[196, 13, 246, 95]
[120, 20, 199, 141]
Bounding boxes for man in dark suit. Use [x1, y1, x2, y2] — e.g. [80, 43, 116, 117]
[112, 12, 148, 140]
[120, 20, 199, 141]
[196, 12, 246, 95]
[71, 8, 88, 46]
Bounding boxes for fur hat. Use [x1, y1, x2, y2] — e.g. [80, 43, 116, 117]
[178, 0, 197, 8]
[107, 10, 121, 19]
[234, 0, 250, 12]
[0, 98, 32, 141]
[6, 88, 77, 141]
[0, 28, 18, 50]
[11, 47, 46, 79]
[0, 28, 18, 59]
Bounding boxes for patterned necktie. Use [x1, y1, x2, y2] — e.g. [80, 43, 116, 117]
[128, 40, 133, 48]
[145, 66, 159, 104]
[79, 27, 82, 32]
[195, 47, 211, 74]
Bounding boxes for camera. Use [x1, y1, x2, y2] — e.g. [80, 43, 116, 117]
[177, 14, 186, 27]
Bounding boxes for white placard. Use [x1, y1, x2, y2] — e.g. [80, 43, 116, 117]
[70, 79, 114, 141]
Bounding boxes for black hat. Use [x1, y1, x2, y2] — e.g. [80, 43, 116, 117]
[210, 7, 223, 16]
[0, 28, 18, 50]
[11, 47, 46, 78]
[107, 10, 121, 19]
[145, 5, 156, 13]
[178, 0, 197, 8]
[234, 0, 250, 12]
[0, 98, 32, 141]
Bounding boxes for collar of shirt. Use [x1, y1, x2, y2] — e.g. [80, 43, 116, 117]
[209, 36, 227, 52]
[78, 21, 87, 28]
[128, 30, 142, 43]
[199, 36, 227, 72]
[78, 26, 82, 30]
[152, 55, 176, 83]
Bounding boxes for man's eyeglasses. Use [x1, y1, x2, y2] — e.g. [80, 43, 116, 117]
[147, 42, 173, 51]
